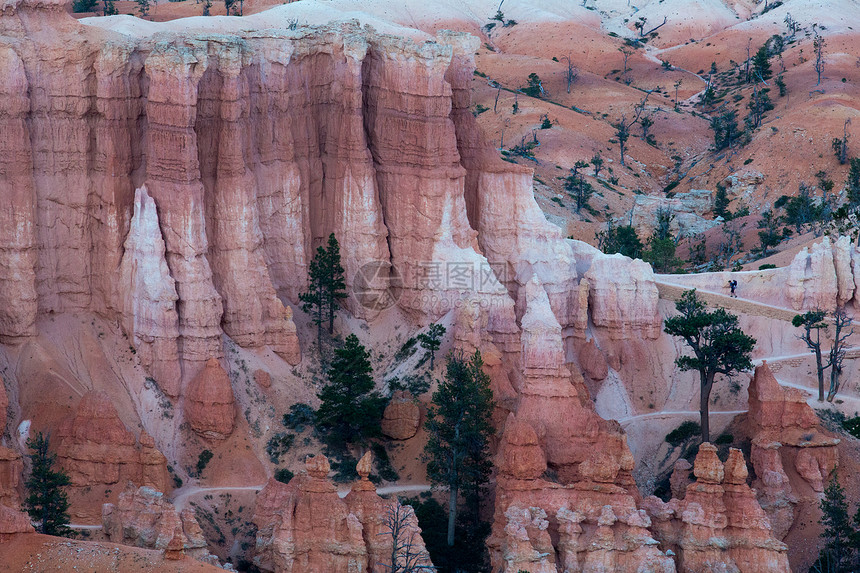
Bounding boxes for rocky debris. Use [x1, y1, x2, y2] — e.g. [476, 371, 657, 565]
[254, 453, 432, 573]
[102, 483, 215, 564]
[0, 447, 23, 509]
[747, 363, 839, 537]
[253, 369, 272, 389]
[0, 503, 34, 540]
[380, 391, 420, 440]
[643, 444, 790, 573]
[722, 170, 764, 200]
[185, 358, 236, 440]
[629, 190, 719, 239]
[116, 186, 182, 397]
[55, 391, 171, 497]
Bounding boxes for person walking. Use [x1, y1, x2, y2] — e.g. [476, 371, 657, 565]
[729, 279, 738, 298]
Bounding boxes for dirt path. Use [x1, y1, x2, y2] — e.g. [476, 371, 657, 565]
[618, 409, 747, 424]
[656, 281, 802, 322]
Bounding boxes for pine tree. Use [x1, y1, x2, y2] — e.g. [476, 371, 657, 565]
[25, 433, 71, 536]
[752, 44, 772, 80]
[663, 290, 756, 442]
[300, 233, 348, 344]
[816, 475, 856, 571]
[847, 158, 860, 208]
[417, 323, 446, 370]
[713, 184, 731, 219]
[424, 351, 495, 549]
[315, 334, 385, 447]
[756, 209, 781, 256]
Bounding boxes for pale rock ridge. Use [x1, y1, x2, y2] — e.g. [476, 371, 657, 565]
[185, 357, 236, 440]
[117, 186, 182, 397]
[785, 235, 859, 311]
[55, 392, 172, 517]
[747, 362, 839, 538]
[642, 444, 790, 573]
[252, 453, 433, 573]
[102, 483, 217, 564]
[585, 254, 661, 339]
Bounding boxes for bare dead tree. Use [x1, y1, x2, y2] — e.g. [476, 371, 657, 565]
[744, 38, 752, 83]
[613, 90, 653, 166]
[634, 15, 667, 37]
[561, 54, 578, 93]
[827, 307, 854, 402]
[619, 46, 633, 84]
[814, 29, 826, 86]
[379, 501, 434, 572]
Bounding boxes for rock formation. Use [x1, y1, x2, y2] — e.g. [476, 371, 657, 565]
[253, 453, 432, 573]
[0, 503, 34, 540]
[102, 483, 215, 564]
[642, 444, 790, 573]
[55, 392, 171, 510]
[380, 391, 420, 440]
[786, 235, 860, 311]
[0, 447, 23, 509]
[747, 362, 839, 538]
[584, 254, 661, 339]
[185, 358, 236, 440]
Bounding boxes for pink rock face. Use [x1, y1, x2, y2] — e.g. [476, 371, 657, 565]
[55, 391, 171, 496]
[786, 237, 839, 311]
[185, 358, 235, 440]
[0, 378, 8, 425]
[102, 483, 214, 563]
[253, 454, 433, 573]
[495, 415, 547, 481]
[669, 459, 693, 501]
[253, 369, 272, 389]
[0, 503, 34, 540]
[0, 447, 24, 509]
[643, 445, 790, 573]
[578, 339, 609, 381]
[117, 187, 182, 397]
[584, 254, 661, 339]
[748, 362, 820, 438]
[380, 391, 420, 440]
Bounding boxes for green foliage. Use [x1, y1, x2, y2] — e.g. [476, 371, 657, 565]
[757, 209, 782, 255]
[274, 468, 294, 484]
[417, 323, 446, 369]
[387, 374, 431, 397]
[746, 87, 773, 129]
[72, 0, 98, 11]
[282, 403, 315, 433]
[752, 44, 772, 80]
[813, 474, 858, 572]
[25, 433, 71, 536]
[316, 334, 385, 447]
[522, 73, 543, 98]
[370, 443, 399, 482]
[539, 114, 552, 129]
[424, 351, 495, 548]
[565, 160, 594, 212]
[759, 263, 777, 270]
[402, 496, 490, 573]
[596, 221, 643, 259]
[265, 433, 295, 464]
[591, 152, 604, 177]
[663, 290, 756, 442]
[665, 421, 701, 447]
[714, 184, 731, 220]
[783, 183, 821, 232]
[775, 74, 786, 96]
[394, 337, 418, 361]
[847, 158, 860, 207]
[715, 433, 734, 445]
[710, 110, 740, 150]
[842, 417, 860, 439]
[134, 0, 150, 16]
[299, 233, 347, 342]
[644, 236, 682, 273]
[196, 449, 214, 475]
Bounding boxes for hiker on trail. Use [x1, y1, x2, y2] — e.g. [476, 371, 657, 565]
[729, 279, 738, 298]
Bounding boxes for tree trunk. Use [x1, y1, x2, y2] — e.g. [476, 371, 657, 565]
[430, 351, 435, 370]
[700, 372, 714, 443]
[815, 348, 825, 401]
[447, 484, 457, 547]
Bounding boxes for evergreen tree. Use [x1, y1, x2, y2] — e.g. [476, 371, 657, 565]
[847, 158, 860, 208]
[663, 290, 756, 442]
[564, 161, 593, 212]
[25, 433, 71, 536]
[793, 310, 829, 401]
[315, 334, 385, 447]
[103, 0, 117, 15]
[596, 222, 643, 259]
[752, 44, 772, 80]
[643, 209, 681, 273]
[756, 209, 782, 256]
[710, 111, 740, 150]
[816, 474, 856, 572]
[713, 184, 731, 219]
[300, 233, 348, 344]
[417, 323, 446, 370]
[424, 351, 495, 549]
[784, 183, 821, 232]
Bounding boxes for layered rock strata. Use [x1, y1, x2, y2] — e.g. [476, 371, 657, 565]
[252, 453, 432, 573]
[55, 392, 171, 510]
[102, 483, 216, 563]
[185, 358, 236, 441]
[747, 362, 839, 538]
[642, 444, 790, 573]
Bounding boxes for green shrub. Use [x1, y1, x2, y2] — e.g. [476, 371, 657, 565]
[394, 337, 417, 361]
[266, 433, 295, 464]
[196, 450, 214, 475]
[715, 433, 734, 445]
[274, 468, 294, 484]
[842, 416, 860, 439]
[72, 0, 98, 11]
[371, 443, 399, 483]
[666, 421, 701, 447]
[283, 403, 315, 433]
[759, 263, 777, 270]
